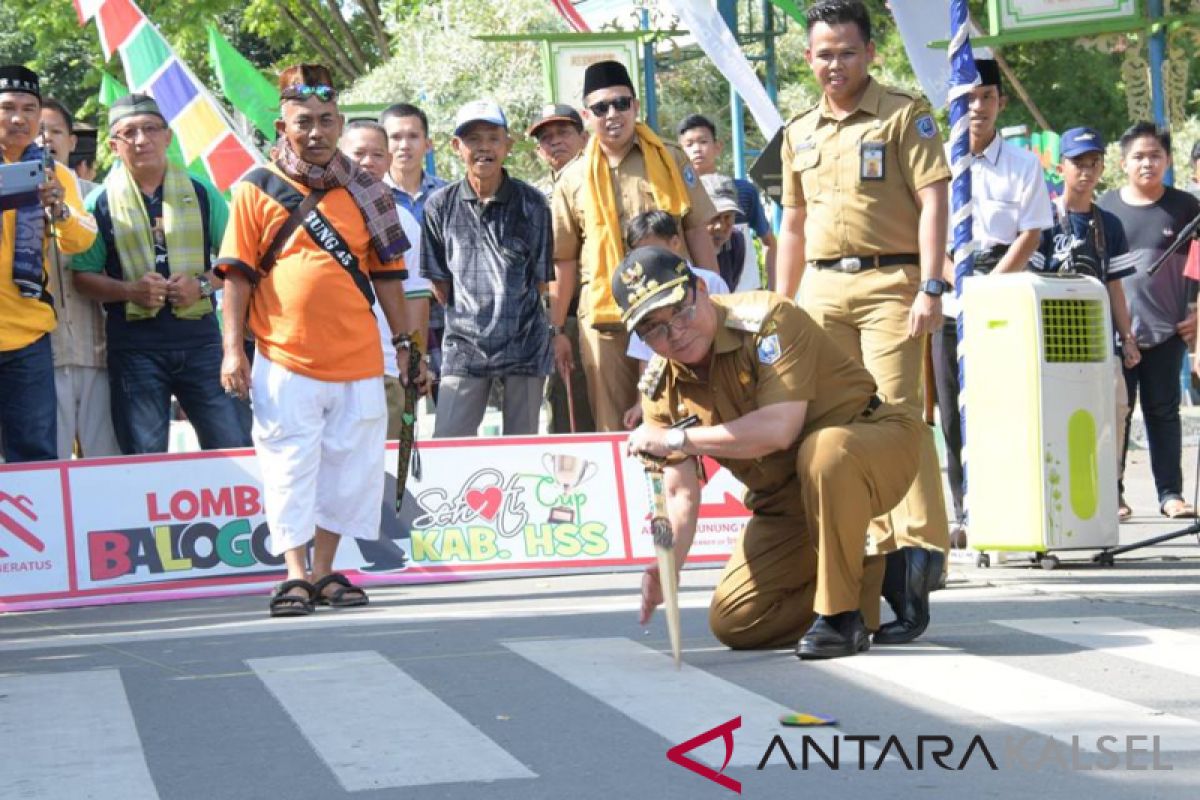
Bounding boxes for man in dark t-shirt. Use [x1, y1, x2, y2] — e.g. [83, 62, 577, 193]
[1098, 122, 1200, 518]
[1037, 127, 1141, 518]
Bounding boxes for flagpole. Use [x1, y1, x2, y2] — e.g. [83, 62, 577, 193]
[948, 0, 977, 526]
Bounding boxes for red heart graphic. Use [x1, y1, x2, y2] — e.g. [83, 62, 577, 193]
[465, 487, 503, 520]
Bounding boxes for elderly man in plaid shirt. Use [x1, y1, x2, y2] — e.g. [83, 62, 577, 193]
[422, 100, 555, 437]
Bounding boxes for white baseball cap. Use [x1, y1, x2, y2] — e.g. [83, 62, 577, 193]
[454, 100, 508, 136]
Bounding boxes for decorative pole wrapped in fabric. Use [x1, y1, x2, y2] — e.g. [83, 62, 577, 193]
[948, 0, 978, 517]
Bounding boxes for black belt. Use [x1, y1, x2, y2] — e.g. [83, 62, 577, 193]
[809, 254, 919, 273]
[972, 244, 1009, 275]
[862, 394, 883, 417]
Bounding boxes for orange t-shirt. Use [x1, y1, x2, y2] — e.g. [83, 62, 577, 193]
[217, 168, 405, 381]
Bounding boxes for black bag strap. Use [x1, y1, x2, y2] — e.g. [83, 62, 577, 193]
[242, 167, 374, 307]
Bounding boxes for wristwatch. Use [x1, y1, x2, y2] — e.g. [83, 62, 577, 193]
[548, 324, 566, 336]
[197, 275, 215, 299]
[665, 428, 687, 453]
[919, 278, 948, 297]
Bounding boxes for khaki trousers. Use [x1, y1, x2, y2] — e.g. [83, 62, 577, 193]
[577, 309, 640, 433]
[546, 316, 596, 433]
[709, 404, 923, 649]
[799, 264, 949, 553]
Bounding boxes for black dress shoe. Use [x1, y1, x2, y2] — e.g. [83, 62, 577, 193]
[796, 611, 871, 660]
[874, 546, 945, 645]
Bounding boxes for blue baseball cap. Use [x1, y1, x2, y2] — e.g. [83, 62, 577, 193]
[453, 100, 508, 137]
[1061, 127, 1104, 158]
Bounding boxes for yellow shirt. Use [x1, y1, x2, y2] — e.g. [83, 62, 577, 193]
[0, 158, 97, 351]
[781, 78, 950, 260]
[641, 291, 877, 513]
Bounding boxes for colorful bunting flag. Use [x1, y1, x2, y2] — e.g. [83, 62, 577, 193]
[82, 0, 263, 191]
[207, 25, 280, 140]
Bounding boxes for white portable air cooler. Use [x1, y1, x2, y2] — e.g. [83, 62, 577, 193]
[960, 272, 1119, 563]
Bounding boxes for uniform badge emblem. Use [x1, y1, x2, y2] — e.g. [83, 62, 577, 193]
[757, 333, 782, 365]
[915, 114, 937, 139]
[683, 164, 697, 187]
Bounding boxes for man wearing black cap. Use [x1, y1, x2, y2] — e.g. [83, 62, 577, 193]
[933, 58, 1053, 547]
[0, 65, 97, 463]
[620, 246, 924, 658]
[530, 103, 593, 433]
[551, 59, 718, 433]
[71, 93, 248, 455]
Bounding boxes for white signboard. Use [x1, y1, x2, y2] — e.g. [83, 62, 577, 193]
[990, 0, 1139, 33]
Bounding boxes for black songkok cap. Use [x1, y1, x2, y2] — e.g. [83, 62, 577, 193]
[583, 60, 635, 100]
[0, 65, 40, 100]
[976, 59, 1002, 88]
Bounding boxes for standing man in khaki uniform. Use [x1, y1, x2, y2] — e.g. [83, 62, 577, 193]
[552, 60, 718, 432]
[620, 246, 924, 659]
[776, 0, 950, 644]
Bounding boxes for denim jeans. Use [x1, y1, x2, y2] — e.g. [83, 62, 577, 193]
[108, 344, 252, 455]
[0, 334, 57, 462]
[1120, 335, 1186, 506]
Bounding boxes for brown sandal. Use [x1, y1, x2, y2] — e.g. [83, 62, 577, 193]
[1161, 499, 1196, 519]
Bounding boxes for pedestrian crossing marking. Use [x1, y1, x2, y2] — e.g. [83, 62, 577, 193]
[995, 616, 1200, 679]
[0, 669, 159, 800]
[247, 651, 536, 790]
[823, 641, 1200, 752]
[504, 636, 875, 767]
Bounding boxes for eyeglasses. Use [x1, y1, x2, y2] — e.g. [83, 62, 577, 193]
[281, 84, 337, 102]
[110, 123, 168, 143]
[638, 291, 697, 346]
[587, 96, 634, 117]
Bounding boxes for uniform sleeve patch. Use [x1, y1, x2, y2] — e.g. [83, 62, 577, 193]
[915, 114, 938, 139]
[682, 164, 697, 187]
[757, 333, 782, 365]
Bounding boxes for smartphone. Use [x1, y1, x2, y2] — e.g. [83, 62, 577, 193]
[0, 160, 46, 212]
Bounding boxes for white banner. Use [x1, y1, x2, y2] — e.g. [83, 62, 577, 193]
[890, 2, 991, 110]
[663, 0, 784, 141]
[0, 434, 750, 612]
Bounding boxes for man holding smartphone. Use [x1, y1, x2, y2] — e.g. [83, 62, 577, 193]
[0, 65, 97, 463]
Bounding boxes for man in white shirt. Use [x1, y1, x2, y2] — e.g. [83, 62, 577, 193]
[935, 59, 1053, 543]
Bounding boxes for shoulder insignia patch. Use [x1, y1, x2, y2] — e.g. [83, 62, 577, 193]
[682, 164, 697, 187]
[639, 355, 668, 399]
[915, 114, 938, 139]
[724, 302, 769, 333]
[757, 333, 782, 366]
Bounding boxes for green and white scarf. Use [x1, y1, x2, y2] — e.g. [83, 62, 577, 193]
[106, 160, 211, 321]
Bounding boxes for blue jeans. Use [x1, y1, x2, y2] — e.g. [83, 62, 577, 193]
[108, 344, 252, 455]
[0, 335, 57, 462]
[1120, 335, 1186, 506]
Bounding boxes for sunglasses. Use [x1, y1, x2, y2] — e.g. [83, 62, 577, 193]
[588, 96, 634, 117]
[281, 84, 337, 102]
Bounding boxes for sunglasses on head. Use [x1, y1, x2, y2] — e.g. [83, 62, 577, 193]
[281, 84, 337, 102]
[588, 96, 634, 116]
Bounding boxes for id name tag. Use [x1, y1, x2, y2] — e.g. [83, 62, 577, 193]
[860, 141, 885, 181]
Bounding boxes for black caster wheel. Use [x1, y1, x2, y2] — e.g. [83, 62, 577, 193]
[1039, 554, 1059, 571]
[975, 553, 991, 568]
[1097, 552, 1115, 567]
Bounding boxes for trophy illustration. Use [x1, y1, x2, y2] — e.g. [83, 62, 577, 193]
[542, 453, 598, 523]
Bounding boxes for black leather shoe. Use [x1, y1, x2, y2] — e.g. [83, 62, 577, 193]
[874, 546, 945, 645]
[796, 611, 871, 660]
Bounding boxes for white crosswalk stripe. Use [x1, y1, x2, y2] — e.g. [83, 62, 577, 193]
[247, 651, 536, 790]
[505, 636, 872, 767]
[3, 615, 1200, 796]
[0, 669, 159, 800]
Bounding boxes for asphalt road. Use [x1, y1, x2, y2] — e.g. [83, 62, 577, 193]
[2, 446, 1199, 799]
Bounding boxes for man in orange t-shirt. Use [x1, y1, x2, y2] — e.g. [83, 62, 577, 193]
[216, 64, 428, 618]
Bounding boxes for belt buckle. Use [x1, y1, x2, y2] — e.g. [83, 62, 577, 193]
[839, 257, 862, 274]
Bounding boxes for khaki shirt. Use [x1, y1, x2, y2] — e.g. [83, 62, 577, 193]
[641, 291, 876, 514]
[552, 140, 716, 289]
[781, 78, 950, 260]
[49, 177, 107, 369]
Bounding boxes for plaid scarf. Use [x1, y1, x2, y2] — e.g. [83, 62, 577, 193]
[274, 138, 409, 264]
[2, 143, 48, 299]
[105, 160, 211, 321]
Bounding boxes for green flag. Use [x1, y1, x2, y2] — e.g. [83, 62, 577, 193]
[99, 72, 130, 106]
[207, 25, 279, 140]
[768, 0, 805, 24]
